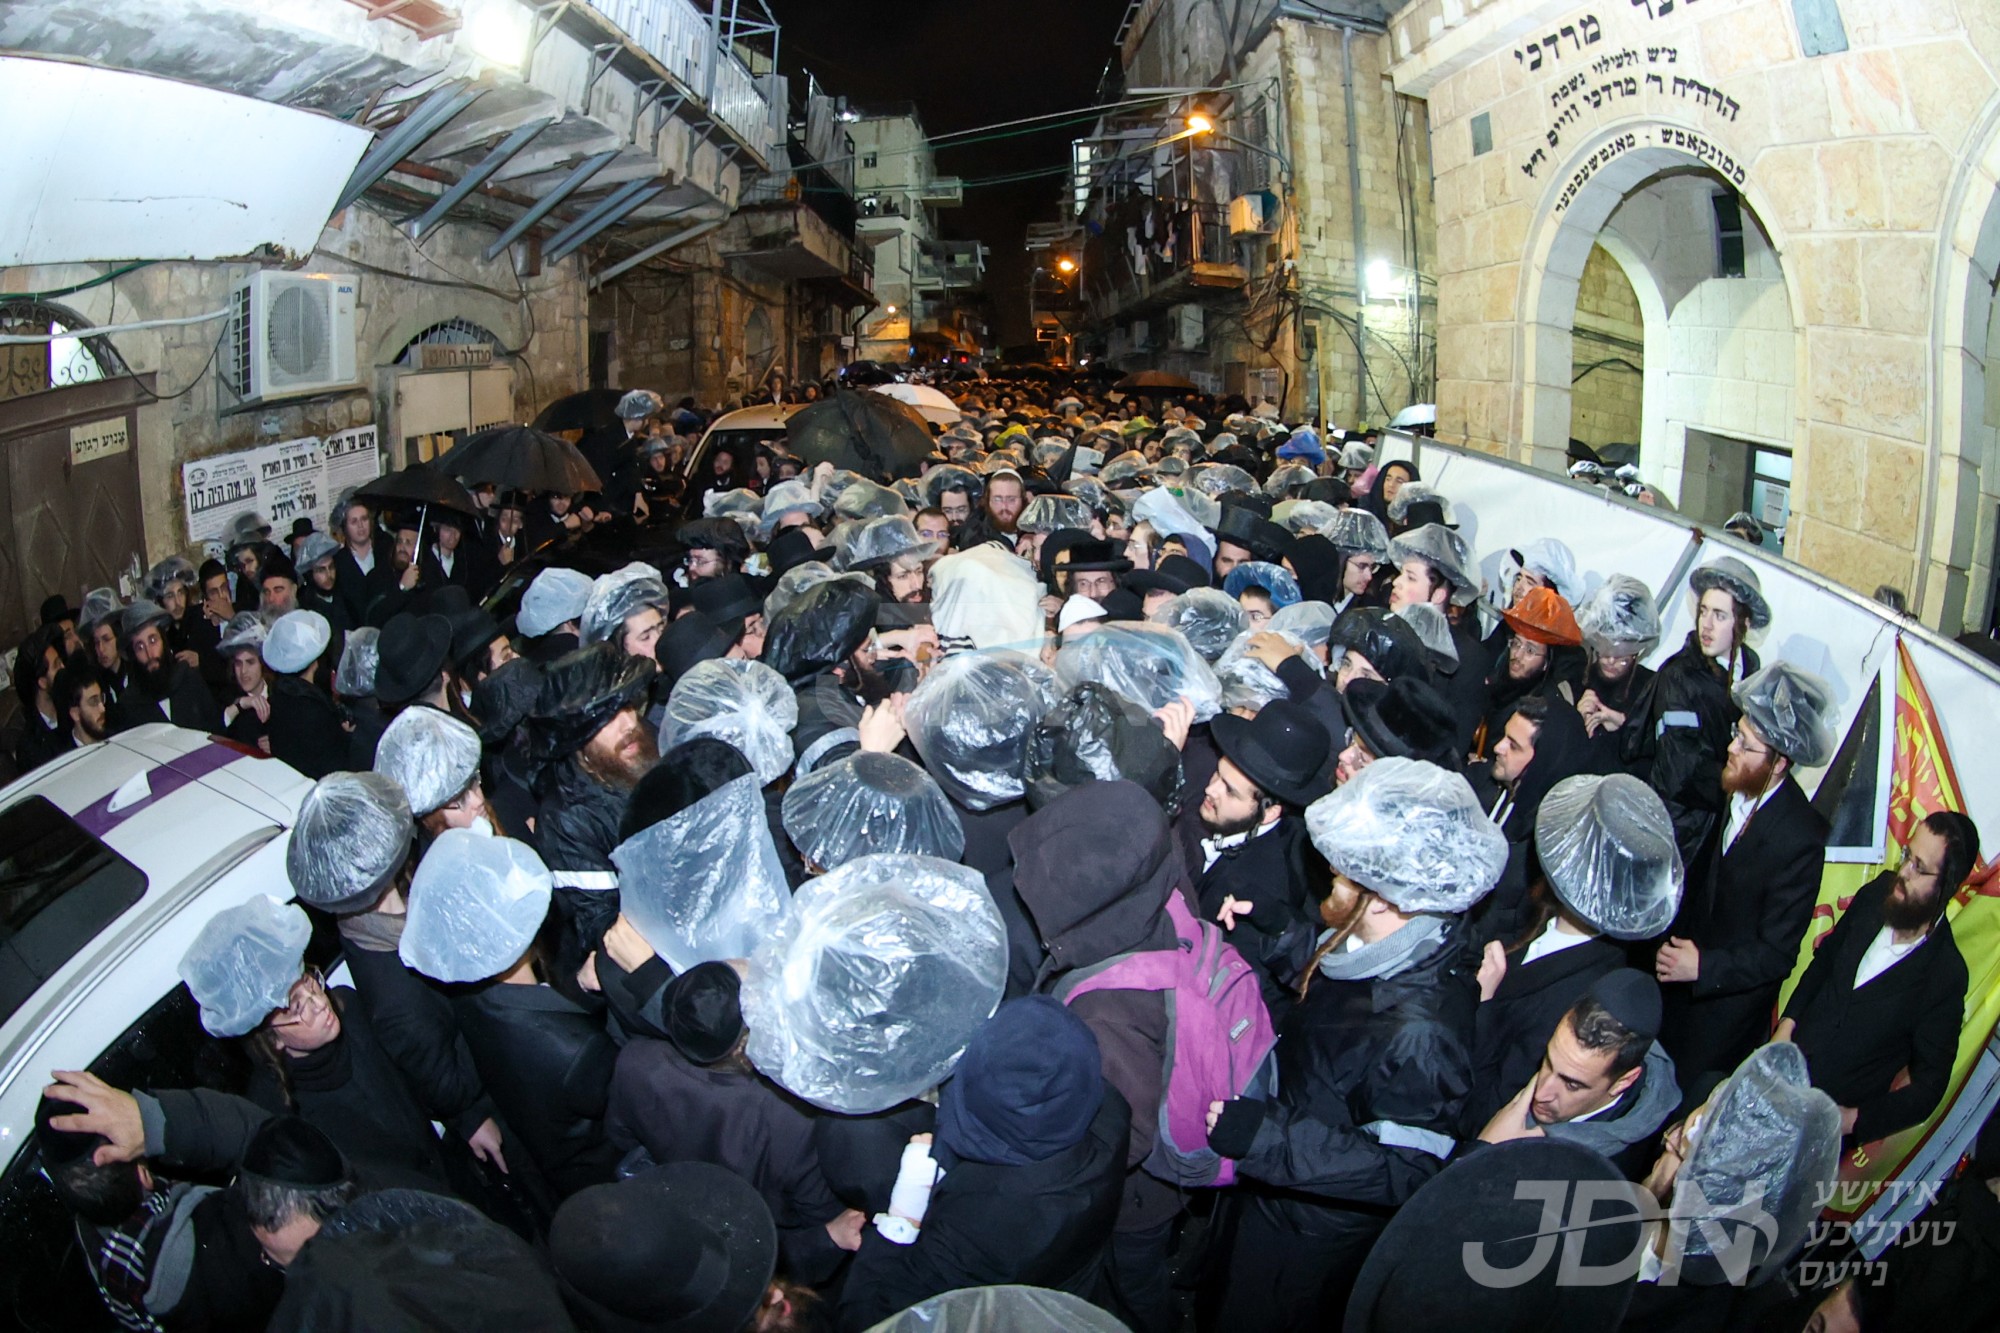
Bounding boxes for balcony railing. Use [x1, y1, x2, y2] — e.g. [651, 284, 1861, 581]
[1083, 197, 1244, 318]
[594, 0, 772, 159]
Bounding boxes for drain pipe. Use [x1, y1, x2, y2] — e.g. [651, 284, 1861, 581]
[1341, 24, 1369, 420]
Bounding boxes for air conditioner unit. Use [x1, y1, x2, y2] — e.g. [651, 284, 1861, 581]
[1229, 192, 1278, 236]
[227, 271, 359, 404]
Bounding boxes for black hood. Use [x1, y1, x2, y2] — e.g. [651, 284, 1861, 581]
[1509, 698, 1596, 837]
[1009, 779, 1181, 970]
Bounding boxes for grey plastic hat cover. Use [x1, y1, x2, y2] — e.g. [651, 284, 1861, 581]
[1732, 661, 1838, 767]
[286, 771, 414, 913]
[80, 586, 121, 631]
[1576, 574, 1662, 658]
[1053, 622, 1224, 722]
[1323, 508, 1392, 562]
[1265, 599, 1338, 649]
[836, 515, 940, 573]
[661, 658, 799, 785]
[1149, 588, 1248, 663]
[1501, 537, 1579, 602]
[145, 555, 198, 601]
[1016, 495, 1093, 535]
[120, 598, 173, 641]
[1339, 441, 1375, 471]
[1302, 756, 1507, 915]
[400, 829, 553, 983]
[1186, 463, 1256, 499]
[759, 478, 822, 535]
[1394, 603, 1459, 670]
[1024, 681, 1186, 814]
[834, 478, 910, 523]
[742, 852, 1007, 1113]
[1264, 463, 1317, 497]
[1098, 451, 1154, 488]
[617, 389, 663, 420]
[219, 611, 270, 657]
[263, 610, 331, 674]
[178, 894, 312, 1038]
[580, 564, 669, 646]
[922, 464, 984, 507]
[374, 707, 483, 817]
[1688, 555, 1772, 629]
[1218, 654, 1292, 712]
[1063, 478, 1114, 514]
[1386, 482, 1452, 525]
[1130, 487, 1209, 545]
[904, 648, 1060, 810]
[518, 567, 594, 639]
[703, 489, 765, 532]
[1176, 486, 1223, 530]
[1534, 774, 1684, 939]
[764, 563, 867, 624]
[297, 533, 341, 572]
[782, 751, 967, 869]
[1388, 523, 1478, 604]
[611, 773, 792, 972]
[334, 626, 380, 697]
[864, 1280, 1136, 1328]
[1667, 1042, 1840, 1288]
[1272, 499, 1341, 536]
[1032, 439, 1069, 470]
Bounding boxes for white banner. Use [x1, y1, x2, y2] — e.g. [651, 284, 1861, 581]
[181, 425, 381, 553]
[323, 425, 381, 509]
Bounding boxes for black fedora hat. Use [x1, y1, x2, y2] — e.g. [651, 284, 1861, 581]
[1214, 505, 1293, 563]
[374, 613, 453, 705]
[1123, 567, 1194, 599]
[448, 607, 507, 677]
[1062, 539, 1134, 574]
[39, 594, 81, 627]
[1210, 699, 1332, 807]
[551, 1161, 776, 1333]
[687, 575, 761, 639]
[1344, 1139, 1640, 1333]
[1342, 675, 1462, 771]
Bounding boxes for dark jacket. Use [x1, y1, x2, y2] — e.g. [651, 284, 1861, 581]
[1461, 932, 1626, 1133]
[452, 982, 620, 1199]
[1783, 870, 1966, 1143]
[265, 672, 348, 779]
[537, 756, 629, 988]
[1579, 658, 1656, 775]
[117, 660, 225, 734]
[952, 796, 1039, 1000]
[12, 707, 72, 773]
[1657, 772, 1829, 1084]
[1195, 815, 1323, 1015]
[1464, 702, 1596, 947]
[1632, 634, 1759, 868]
[345, 696, 391, 770]
[605, 1038, 848, 1283]
[340, 923, 496, 1145]
[837, 1090, 1132, 1332]
[332, 538, 398, 629]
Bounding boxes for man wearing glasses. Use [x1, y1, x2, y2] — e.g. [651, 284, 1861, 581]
[1776, 812, 1979, 1144]
[1654, 661, 1837, 1086]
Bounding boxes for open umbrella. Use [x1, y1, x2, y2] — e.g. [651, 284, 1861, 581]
[837, 360, 902, 387]
[532, 389, 631, 435]
[1114, 369, 1199, 391]
[870, 382, 963, 426]
[785, 390, 935, 482]
[435, 424, 603, 494]
[355, 464, 478, 557]
[1389, 403, 1437, 428]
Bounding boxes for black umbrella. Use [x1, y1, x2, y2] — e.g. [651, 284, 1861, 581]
[355, 464, 479, 555]
[784, 390, 934, 482]
[837, 360, 902, 387]
[435, 424, 603, 494]
[532, 389, 632, 434]
[1114, 369, 1199, 391]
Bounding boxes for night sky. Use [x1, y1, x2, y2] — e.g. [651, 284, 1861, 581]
[765, 0, 1132, 348]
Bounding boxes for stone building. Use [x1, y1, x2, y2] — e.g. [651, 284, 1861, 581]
[1386, 0, 2000, 633]
[848, 110, 983, 367]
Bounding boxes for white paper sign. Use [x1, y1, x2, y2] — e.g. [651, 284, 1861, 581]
[69, 416, 129, 465]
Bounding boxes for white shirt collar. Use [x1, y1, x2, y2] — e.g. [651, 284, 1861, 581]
[1200, 816, 1279, 871]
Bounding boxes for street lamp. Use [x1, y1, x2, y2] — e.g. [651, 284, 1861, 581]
[1056, 257, 1076, 274]
[1186, 111, 1215, 135]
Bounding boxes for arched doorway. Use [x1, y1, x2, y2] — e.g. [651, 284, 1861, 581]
[1932, 102, 2000, 635]
[389, 318, 516, 466]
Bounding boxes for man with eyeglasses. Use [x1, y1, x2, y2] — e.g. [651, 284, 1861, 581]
[1654, 661, 1836, 1085]
[1775, 811, 1978, 1144]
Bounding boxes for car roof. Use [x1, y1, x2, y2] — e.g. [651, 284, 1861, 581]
[702, 403, 801, 433]
[0, 726, 313, 1167]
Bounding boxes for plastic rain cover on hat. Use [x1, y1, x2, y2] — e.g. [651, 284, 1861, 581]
[661, 658, 799, 785]
[1273, 499, 1340, 536]
[1024, 682, 1186, 814]
[860, 1285, 1130, 1333]
[704, 487, 764, 524]
[333, 625, 379, 696]
[611, 773, 792, 973]
[1303, 756, 1506, 915]
[178, 895, 311, 1038]
[1505, 537, 1579, 602]
[742, 853, 1006, 1114]
[1386, 482, 1452, 525]
[286, 771, 413, 914]
[1222, 562, 1302, 608]
[1187, 463, 1256, 499]
[929, 545, 1042, 653]
[1732, 661, 1838, 767]
[1689, 555, 1772, 629]
[1055, 622, 1223, 722]
[1394, 603, 1459, 670]
[835, 515, 939, 573]
[1148, 588, 1248, 663]
[904, 649, 1060, 810]
[1217, 654, 1291, 713]
[1016, 494, 1093, 535]
[1667, 1042, 1840, 1288]
[80, 586, 121, 631]
[518, 567, 594, 639]
[262, 611, 330, 674]
[1534, 774, 1684, 940]
[759, 478, 822, 534]
[1264, 463, 1317, 497]
[1324, 508, 1391, 561]
[219, 611, 270, 657]
[580, 564, 669, 646]
[1265, 599, 1337, 650]
[1097, 451, 1153, 488]
[834, 478, 909, 523]
[400, 830, 552, 983]
[764, 563, 865, 624]
[374, 707, 483, 817]
[922, 464, 984, 508]
[1576, 574, 1662, 659]
[782, 751, 967, 870]
[1130, 487, 1210, 546]
[617, 389, 662, 420]
[145, 555, 198, 601]
[1388, 523, 1478, 604]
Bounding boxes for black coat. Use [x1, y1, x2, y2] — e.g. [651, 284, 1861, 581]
[1461, 933, 1625, 1133]
[952, 797, 1039, 1000]
[605, 1038, 847, 1283]
[537, 757, 629, 989]
[1194, 816, 1323, 1016]
[1657, 773, 1828, 1084]
[1631, 635, 1759, 868]
[332, 539, 398, 629]
[265, 672, 348, 779]
[341, 930, 495, 1143]
[1783, 871, 1966, 1143]
[12, 707, 71, 773]
[117, 660, 225, 733]
[836, 1091, 1132, 1332]
[345, 696, 390, 769]
[452, 982, 619, 1199]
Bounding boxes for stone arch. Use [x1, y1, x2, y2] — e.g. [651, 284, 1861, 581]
[1581, 228, 1669, 477]
[1922, 94, 2000, 634]
[365, 290, 528, 369]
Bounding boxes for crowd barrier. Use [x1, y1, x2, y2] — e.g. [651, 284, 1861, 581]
[1393, 430, 2000, 1255]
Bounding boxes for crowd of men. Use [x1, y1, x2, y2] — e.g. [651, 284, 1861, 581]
[19, 378, 1995, 1333]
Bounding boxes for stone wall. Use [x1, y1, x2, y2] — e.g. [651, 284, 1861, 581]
[1569, 242, 1643, 448]
[1387, 0, 2000, 631]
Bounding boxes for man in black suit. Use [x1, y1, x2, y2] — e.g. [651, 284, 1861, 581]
[1655, 661, 1836, 1087]
[1777, 811, 1977, 1144]
[331, 495, 397, 628]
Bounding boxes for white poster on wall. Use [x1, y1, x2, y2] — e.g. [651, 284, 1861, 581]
[182, 425, 382, 553]
[254, 436, 325, 535]
[181, 450, 263, 549]
[323, 425, 381, 510]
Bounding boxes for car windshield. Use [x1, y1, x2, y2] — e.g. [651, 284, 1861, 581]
[0, 797, 147, 1024]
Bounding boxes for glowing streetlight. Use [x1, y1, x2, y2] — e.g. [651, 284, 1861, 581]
[885, 304, 898, 315]
[1055, 257, 1076, 274]
[1186, 111, 1215, 135]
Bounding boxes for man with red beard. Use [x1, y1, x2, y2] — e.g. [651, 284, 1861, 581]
[529, 643, 661, 993]
[1654, 661, 1835, 1086]
[1777, 810, 1978, 1144]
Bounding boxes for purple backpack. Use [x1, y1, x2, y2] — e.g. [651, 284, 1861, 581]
[1056, 890, 1278, 1187]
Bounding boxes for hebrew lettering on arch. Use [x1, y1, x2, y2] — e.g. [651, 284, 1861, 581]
[1580, 15, 1603, 43]
[1526, 41, 1543, 70]
[1646, 72, 1664, 92]
[1561, 24, 1578, 50]
[1632, 0, 1653, 17]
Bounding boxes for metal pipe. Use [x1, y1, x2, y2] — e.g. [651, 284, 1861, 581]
[335, 84, 484, 214]
[406, 117, 554, 239]
[589, 217, 725, 288]
[545, 182, 669, 263]
[1341, 25, 1369, 419]
[482, 150, 620, 261]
